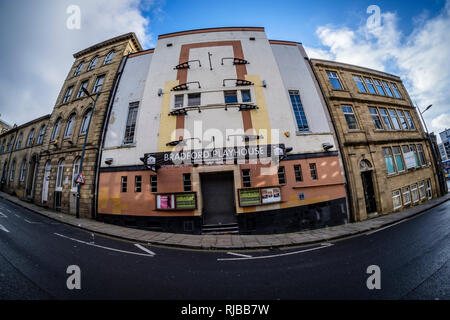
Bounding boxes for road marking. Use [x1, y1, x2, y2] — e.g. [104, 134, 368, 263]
[365, 219, 411, 235]
[134, 244, 156, 256]
[0, 212, 7, 218]
[0, 224, 9, 233]
[54, 233, 154, 257]
[25, 219, 43, 224]
[14, 214, 21, 218]
[217, 243, 334, 261]
[226, 252, 252, 258]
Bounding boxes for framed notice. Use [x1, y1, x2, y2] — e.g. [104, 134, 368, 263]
[175, 193, 196, 209]
[156, 192, 197, 210]
[261, 187, 281, 204]
[404, 151, 416, 169]
[238, 189, 261, 207]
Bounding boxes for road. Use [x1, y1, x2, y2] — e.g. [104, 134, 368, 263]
[0, 196, 449, 300]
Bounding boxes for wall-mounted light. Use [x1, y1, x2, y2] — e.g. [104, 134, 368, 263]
[157, 88, 163, 96]
[322, 143, 333, 151]
[104, 158, 113, 165]
[262, 80, 267, 88]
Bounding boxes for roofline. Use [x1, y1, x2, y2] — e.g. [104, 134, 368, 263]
[310, 58, 401, 80]
[0, 114, 51, 137]
[269, 39, 302, 46]
[128, 48, 155, 58]
[158, 27, 265, 40]
[73, 32, 143, 58]
[0, 119, 11, 127]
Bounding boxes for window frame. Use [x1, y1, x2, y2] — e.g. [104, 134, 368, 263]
[353, 75, 367, 93]
[383, 147, 396, 175]
[55, 159, 65, 191]
[411, 183, 419, 203]
[76, 80, 89, 98]
[79, 109, 92, 135]
[104, 51, 115, 65]
[62, 86, 74, 104]
[135, 175, 142, 193]
[277, 166, 286, 185]
[224, 90, 238, 104]
[309, 163, 318, 180]
[402, 186, 411, 206]
[187, 93, 201, 107]
[121, 176, 128, 193]
[369, 107, 383, 130]
[19, 159, 27, 182]
[242, 169, 251, 188]
[326, 71, 343, 90]
[150, 175, 157, 193]
[364, 77, 377, 94]
[87, 56, 98, 71]
[26, 128, 35, 147]
[73, 61, 84, 76]
[294, 164, 303, 182]
[289, 90, 309, 132]
[37, 125, 46, 144]
[341, 105, 359, 130]
[92, 75, 105, 94]
[123, 102, 139, 145]
[183, 173, 192, 192]
[392, 190, 402, 210]
[174, 94, 184, 108]
[64, 113, 76, 138]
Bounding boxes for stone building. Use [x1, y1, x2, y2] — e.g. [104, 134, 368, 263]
[0, 115, 50, 199]
[0, 118, 11, 134]
[32, 33, 142, 218]
[310, 59, 442, 221]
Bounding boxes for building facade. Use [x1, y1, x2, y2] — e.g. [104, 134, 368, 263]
[98, 27, 348, 234]
[31, 33, 142, 217]
[0, 118, 11, 134]
[310, 59, 441, 221]
[0, 115, 50, 200]
[439, 128, 450, 160]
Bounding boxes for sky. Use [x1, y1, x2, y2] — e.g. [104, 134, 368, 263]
[0, 0, 449, 141]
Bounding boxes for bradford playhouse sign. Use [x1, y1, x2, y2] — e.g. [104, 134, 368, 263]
[141, 144, 288, 171]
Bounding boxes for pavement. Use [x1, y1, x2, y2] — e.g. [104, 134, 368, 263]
[0, 190, 449, 250]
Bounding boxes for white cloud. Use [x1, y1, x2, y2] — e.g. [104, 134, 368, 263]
[307, 1, 450, 142]
[0, 0, 156, 126]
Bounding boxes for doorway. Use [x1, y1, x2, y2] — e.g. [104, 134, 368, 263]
[361, 170, 377, 214]
[26, 155, 38, 199]
[200, 172, 236, 225]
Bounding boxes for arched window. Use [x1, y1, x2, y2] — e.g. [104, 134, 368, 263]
[360, 159, 373, 171]
[56, 159, 65, 190]
[64, 113, 76, 138]
[0, 139, 5, 153]
[26, 128, 35, 147]
[19, 159, 27, 181]
[16, 132, 23, 149]
[80, 108, 92, 134]
[87, 56, 98, 71]
[104, 51, 115, 65]
[1, 161, 7, 181]
[51, 118, 62, 141]
[7, 136, 14, 151]
[9, 160, 16, 181]
[73, 61, 84, 76]
[72, 157, 81, 189]
[37, 125, 46, 144]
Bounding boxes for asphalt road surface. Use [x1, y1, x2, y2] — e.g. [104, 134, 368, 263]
[0, 196, 449, 300]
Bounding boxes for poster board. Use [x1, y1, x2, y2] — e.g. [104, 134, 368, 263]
[156, 192, 197, 210]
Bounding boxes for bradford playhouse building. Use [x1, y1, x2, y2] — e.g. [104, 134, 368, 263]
[0, 27, 444, 235]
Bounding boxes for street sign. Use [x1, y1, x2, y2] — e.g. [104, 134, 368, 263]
[75, 173, 85, 184]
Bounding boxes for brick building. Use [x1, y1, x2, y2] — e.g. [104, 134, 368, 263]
[310, 59, 442, 221]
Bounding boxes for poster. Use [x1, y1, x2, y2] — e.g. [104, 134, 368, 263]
[175, 193, 196, 209]
[239, 189, 261, 207]
[403, 151, 416, 169]
[156, 194, 175, 209]
[261, 187, 281, 204]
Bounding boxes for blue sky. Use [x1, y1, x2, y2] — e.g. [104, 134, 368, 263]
[0, 0, 449, 140]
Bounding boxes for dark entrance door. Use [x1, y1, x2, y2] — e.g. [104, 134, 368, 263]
[201, 172, 236, 225]
[361, 171, 377, 214]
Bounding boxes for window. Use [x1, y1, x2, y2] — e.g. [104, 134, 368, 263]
[364, 78, 377, 94]
[388, 109, 401, 130]
[289, 90, 309, 132]
[73, 62, 84, 76]
[87, 56, 98, 71]
[379, 108, 393, 130]
[402, 187, 411, 205]
[9, 160, 16, 181]
[391, 83, 402, 98]
[62, 86, 73, 103]
[411, 184, 419, 203]
[92, 75, 105, 93]
[174, 94, 184, 108]
[278, 166, 286, 184]
[353, 76, 367, 93]
[397, 110, 409, 130]
[72, 157, 80, 189]
[374, 80, 386, 95]
[326, 71, 343, 90]
[0, 140, 5, 153]
[26, 128, 35, 147]
[76, 81, 88, 98]
[135, 176, 142, 192]
[383, 147, 396, 175]
[404, 111, 415, 130]
[121, 176, 127, 192]
[369, 108, 383, 130]
[410, 145, 420, 167]
[392, 190, 402, 209]
[242, 169, 251, 187]
[15, 133, 23, 149]
[187, 93, 201, 106]
[150, 175, 157, 192]
[19, 159, 27, 181]
[342, 106, 359, 130]
[123, 102, 139, 144]
[64, 114, 76, 138]
[7, 136, 14, 152]
[224, 90, 238, 104]
[309, 163, 318, 180]
[241, 90, 251, 103]
[37, 125, 46, 144]
[383, 81, 394, 97]
[393, 146, 405, 172]
[419, 181, 426, 200]
[104, 51, 115, 65]
[294, 165, 303, 182]
[80, 109, 92, 135]
[426, 179, 432, 199]
[183, 173, 192, 191]
[50, 118, 61, 141]
[417, 145, 426, 166]
[56, 159, 64, 189]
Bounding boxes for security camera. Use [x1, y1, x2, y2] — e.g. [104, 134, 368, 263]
[322, 143, 334, 151]
[104, 158, 113, 165]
